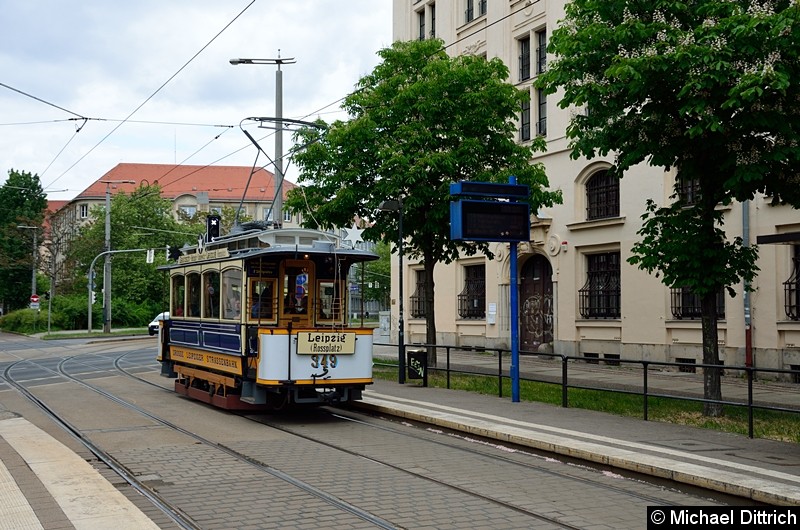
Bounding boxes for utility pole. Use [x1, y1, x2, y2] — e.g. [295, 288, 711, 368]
[229, 54, 295, 226]
[100, 180, 135, 333]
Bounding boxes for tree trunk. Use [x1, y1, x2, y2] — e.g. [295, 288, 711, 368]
[423, 251, 437, 366]
[700, 289, 724, 417]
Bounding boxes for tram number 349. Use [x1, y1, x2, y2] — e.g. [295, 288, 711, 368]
[310, 354, 338, 369]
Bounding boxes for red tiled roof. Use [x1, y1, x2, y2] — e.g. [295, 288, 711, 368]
[74, 163, 293, 203]
[46, 200, 69, 214]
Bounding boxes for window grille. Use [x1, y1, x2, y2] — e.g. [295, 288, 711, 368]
[410, 270, 428, 318]
[535, 29, 547, 74]
[458, 265, 485, 319]
[785, 245, 800, 320]
[677, 174, 701, 206]
[518, 36, 530, 81]
[670, 286, 725, 320]
[586, 170, 620, 220]
[418, 11, 425, 40]
[536, 88, 547, 136]
[520, 99, 531, 141]
[579, 252, 621, 319]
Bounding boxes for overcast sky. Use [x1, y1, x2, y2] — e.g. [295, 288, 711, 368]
[0, 0, 393, 200]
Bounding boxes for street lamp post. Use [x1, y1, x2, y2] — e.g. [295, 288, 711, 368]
[100, 180, 135, 333]
[17, 225, 38, 298]
[230, 56, 295, 227]
[378, 199, 405, 384]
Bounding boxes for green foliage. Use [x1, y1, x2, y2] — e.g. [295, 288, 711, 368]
[64, 183, 195, 308]
[0, 169, 48, 311]
[361, 241, 391, 305]
[536, 1, 800, 415]
[538, 0, 800, 205]
[629, 200, 760, 297]
[0, 308, 48, 334]
[286, 38, 561, 351]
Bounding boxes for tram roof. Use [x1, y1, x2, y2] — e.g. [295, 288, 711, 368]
[157, 227, 378, 271]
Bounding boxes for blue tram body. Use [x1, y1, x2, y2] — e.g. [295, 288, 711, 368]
[156, 227, 378, 410]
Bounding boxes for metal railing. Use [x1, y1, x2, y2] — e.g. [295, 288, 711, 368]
[373, 341, 800, 439]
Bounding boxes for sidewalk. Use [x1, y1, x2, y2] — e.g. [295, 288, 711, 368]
[356, 379, 800, 506]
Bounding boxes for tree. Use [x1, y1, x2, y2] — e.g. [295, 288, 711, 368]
[65, 184, 196, 322]
[0, 169, 47, 310]
[537, 0, 800, 415]
[286, 38, 560, 361]
[362, 241, 391, 308]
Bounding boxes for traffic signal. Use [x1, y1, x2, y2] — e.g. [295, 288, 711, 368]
[44, 291, 50, 300]
[206, 214, 221, 240]
[91, 291, 97, 304]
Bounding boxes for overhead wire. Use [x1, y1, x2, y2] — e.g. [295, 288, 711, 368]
[43, 0, 257, 190]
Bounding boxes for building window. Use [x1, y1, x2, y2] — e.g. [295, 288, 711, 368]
[458, 264, 485, 319]
[283, 210, 292, 223]
[410, 270, 428, 318]
[465, 0, 474, 23]
[79, 204, 89, 219]
[579, 252, 621, 319]
[535, 29, 547, 74]
[785, 245, 800, 320]
[677, 174, 701, 206]
[520, 98, 531, 141]
[586, 170, 620, 220]
[670, 286, 725, 320]
[430, 3, 436, 38]
[536, 88, 547, 136]
[178, 205, 197, 218]
[518, 36, 531, 81]
[478, 0, 487, 16]
[263, 206, 274, 222]
[210, 206, 222, 215]
[418, 10, 425, 40]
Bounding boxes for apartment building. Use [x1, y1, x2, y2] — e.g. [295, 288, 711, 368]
[392, 1, 800, 374]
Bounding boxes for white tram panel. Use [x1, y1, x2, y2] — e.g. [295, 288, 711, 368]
[258, 331, 373, 382]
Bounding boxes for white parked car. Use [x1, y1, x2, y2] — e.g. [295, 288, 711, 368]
[148, 311, 169, 336]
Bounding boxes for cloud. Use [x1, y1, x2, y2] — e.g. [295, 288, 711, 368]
[0, 0, 393, 199]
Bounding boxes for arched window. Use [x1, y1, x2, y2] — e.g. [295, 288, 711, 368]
[203, 270, 220, 318]
[171, 274, 185, 317]
[221, 268, 242, 320]
[586, 170, 619, 220]
[186, 273, 201, 318]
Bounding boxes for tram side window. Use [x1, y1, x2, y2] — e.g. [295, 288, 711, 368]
[250, 279, 275, 320]
[171, 274, 185, 317]
[222, 268, 243, 320]
[317, 280, 343, 322]
[187, 273, 201, 317]
[203, 271, 220, 318]
[283, 266, 309, 315]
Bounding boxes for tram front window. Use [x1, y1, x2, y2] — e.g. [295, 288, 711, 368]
[283, 266, 309, 315]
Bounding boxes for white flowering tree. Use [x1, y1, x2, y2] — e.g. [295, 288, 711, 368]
[538, 0, 800, 416]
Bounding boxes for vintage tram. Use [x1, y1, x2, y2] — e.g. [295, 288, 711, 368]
[156, 225, 378, 410]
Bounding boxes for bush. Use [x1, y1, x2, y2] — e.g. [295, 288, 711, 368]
[0, 308, 49, 334]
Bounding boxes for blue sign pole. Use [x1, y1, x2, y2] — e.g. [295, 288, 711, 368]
[509, 176, 520, 402]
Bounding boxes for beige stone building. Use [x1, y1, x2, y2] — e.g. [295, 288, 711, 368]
[391, 1, 800, 374]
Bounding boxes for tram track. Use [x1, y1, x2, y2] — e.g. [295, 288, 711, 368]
[3, 354, 402, 529]
[110, 350, 734, 526]
[3, 347, 737, 529]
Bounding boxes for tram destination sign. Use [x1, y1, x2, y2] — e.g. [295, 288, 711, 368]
[296, 332, 356, 355]
[450, 200, 530, 242]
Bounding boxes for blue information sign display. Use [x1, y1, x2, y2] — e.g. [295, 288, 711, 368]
[450, 200, 530, 242]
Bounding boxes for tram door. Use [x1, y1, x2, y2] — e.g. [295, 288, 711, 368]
[280, 260, 313, 327]
[520, 255, 553, 352]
